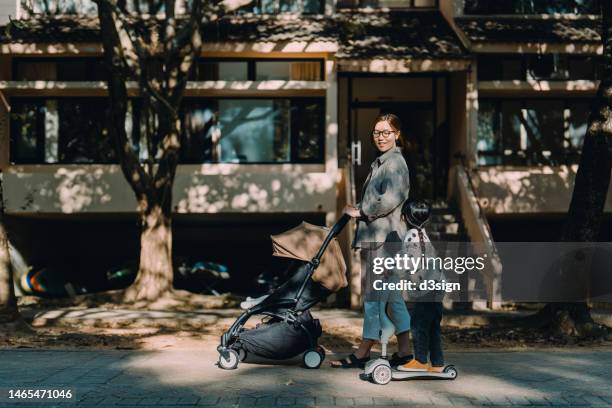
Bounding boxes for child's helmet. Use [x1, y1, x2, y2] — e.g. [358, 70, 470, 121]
[401, 200, 431, 228]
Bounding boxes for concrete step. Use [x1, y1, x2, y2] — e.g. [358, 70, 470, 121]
[428, 222, 460, 234]
[431, 213, 457, 223]
[428, 231, 468, 241]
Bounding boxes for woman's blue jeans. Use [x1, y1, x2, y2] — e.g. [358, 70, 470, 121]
[363, 300, 411, 341]
[360, 249, 411, 341]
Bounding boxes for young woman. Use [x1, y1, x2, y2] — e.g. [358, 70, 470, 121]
[331, 113, 412, 368]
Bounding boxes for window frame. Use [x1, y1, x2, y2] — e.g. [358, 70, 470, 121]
[463, 0, 601, 15]
[336, 0, 439, 10]
[476, 97, 591, 166]
[9, 96, 326, 165]
[477, 54, 602, 82]
[180, 96, 326, 165]
[13, 57, 327, 82]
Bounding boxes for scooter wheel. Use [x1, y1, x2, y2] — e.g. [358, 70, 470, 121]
[303, 349, 323, 369]
[218, 349, 239, 370]
[372, 364, 392, 385]
[444, 365, 458, 379]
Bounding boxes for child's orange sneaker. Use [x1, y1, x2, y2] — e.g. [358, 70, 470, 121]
[397, 359, 428, 372]
[428, 365, 445, 373]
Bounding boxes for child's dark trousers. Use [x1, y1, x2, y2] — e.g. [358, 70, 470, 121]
[412, 301, 444, 367]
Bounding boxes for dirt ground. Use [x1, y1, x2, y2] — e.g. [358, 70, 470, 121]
[1, 296, 611, 353]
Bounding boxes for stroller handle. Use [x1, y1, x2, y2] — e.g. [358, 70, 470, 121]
[312, 213, 351, 264]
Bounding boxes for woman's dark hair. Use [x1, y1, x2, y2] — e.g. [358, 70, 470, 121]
[401, 200, 431, 228]
[371, 113, 405, 151]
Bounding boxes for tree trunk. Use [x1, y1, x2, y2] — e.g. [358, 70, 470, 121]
[539, 2, 612, 337]
[124, 202, 174, 302]
[0, 175, 19, 324]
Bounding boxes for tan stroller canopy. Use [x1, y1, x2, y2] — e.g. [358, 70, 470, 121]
[271, 222, 348, 292]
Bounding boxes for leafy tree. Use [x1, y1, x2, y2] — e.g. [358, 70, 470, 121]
[92, 0, 209, 301]
[539, 1, 611, 337]
[0, 173, 22, 327]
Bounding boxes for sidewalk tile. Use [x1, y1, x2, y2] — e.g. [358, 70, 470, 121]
[353, 397, 374, 406]
[237, 397, 257, 407]
[197, 396, 220, 406]
[506, 396, 532, 406]
[295, 397, 315, 407]
[449, 396, 472, 407]
[468, 397, 494, 406]
[483, 397, 511, 406]
[315, 396, 334, 406]
[560, 396, 588, 406]
[335, 397, 355, 406]
[256, 397, 275, 406]
[77, 398, 105, 406]
[524, 398, 550, 406]
[428, 395, 452, 406]
[581, 396, 610, 406]
[178, 396, 200, 405]
[117, 397, 142, 405]
[543, 397, 569, 406]
[137, 398, 161, 405]
[400, 395, 433, 405]
[278, 397, 295, 405]
[159, 398, 182, 405]
[373, 397, 393, 406]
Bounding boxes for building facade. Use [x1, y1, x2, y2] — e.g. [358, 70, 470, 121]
[1, 0, 611, 306]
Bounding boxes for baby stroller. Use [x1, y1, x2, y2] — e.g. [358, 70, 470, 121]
[217, 214, 350, 370]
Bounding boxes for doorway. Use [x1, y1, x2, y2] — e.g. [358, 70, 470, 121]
[351, 103, 443, 202]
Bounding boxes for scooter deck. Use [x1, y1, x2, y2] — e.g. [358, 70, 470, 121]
[391, 369, 455, 380]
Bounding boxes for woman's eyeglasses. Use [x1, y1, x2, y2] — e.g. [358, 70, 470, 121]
[372, 130, 397, 138]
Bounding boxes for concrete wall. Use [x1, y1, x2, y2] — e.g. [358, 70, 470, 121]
[0, 0, 16, 24]
[473, 166, 612, 214]
[4, 164, 336, 214]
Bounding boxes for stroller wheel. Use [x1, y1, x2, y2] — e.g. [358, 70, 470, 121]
[238, 348, 248, 362]
[218, 349, 239, 370]
[316, 346, 326, 361]
[303, 349, 323, 369]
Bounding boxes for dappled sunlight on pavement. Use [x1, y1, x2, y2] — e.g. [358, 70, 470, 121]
[0, 349, 611, 407]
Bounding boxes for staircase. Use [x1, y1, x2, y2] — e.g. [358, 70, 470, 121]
[427, 200, 468, 242]
[426, 199, 490, 308]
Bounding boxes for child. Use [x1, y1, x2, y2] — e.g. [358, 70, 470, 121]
[397, 200, 445, 373]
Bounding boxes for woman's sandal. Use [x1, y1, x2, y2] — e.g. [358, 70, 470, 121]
[330, 353, 370, 369]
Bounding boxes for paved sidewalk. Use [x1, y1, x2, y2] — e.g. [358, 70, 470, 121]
[0, 349, 611, 407]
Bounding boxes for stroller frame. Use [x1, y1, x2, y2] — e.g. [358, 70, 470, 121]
[217, 214, 350, 370]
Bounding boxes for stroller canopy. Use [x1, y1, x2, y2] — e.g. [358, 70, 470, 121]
[271, 222, 347, 292]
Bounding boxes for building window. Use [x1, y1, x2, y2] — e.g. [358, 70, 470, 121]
[181, 98, 324, 164]
[337, 0, 437, 8]
[476, 98, 589, 166]
[13, 58, 108, 81]
[10, 98, 117, 164]
[477, 55, 602, 81]
[235, 0, 324, 14]
[10, 97, 325, 165]
[255, 61, 323, 81]
[465, 0, 600, 15]
[22, 0, 98, 14]
[21, 0, 173, 15]
[192, 61, 249, 81]
[14, 58, 324, 82]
